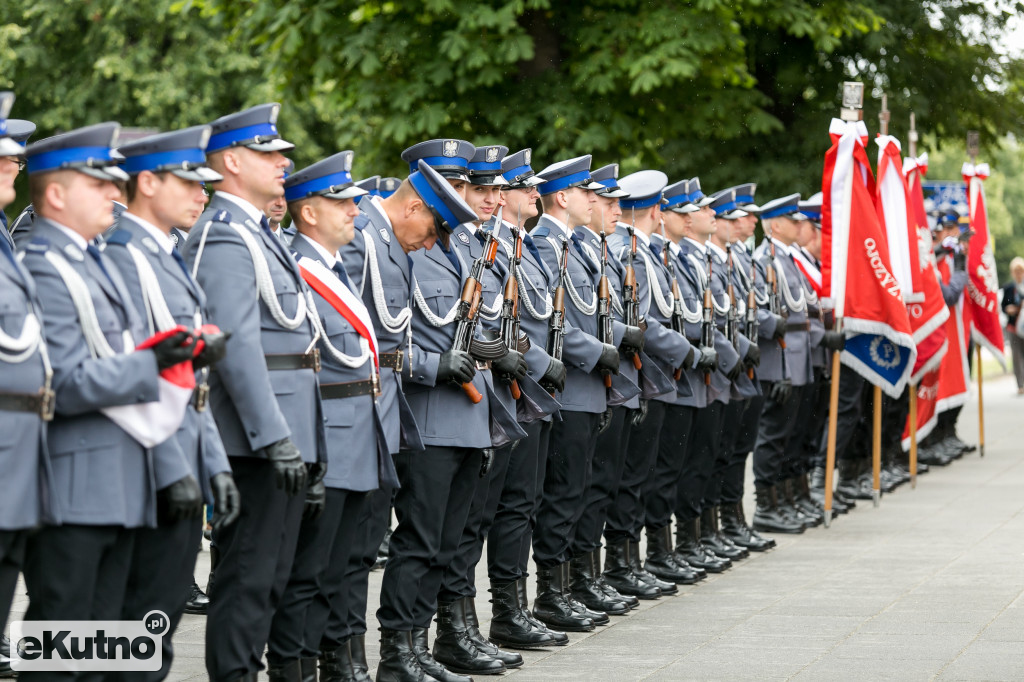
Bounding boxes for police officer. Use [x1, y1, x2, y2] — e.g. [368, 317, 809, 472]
[182, 103, 326, 682]
[0, 115, 33, 243]
[401, 139, 475, 198]
[104, 126, 240, 681]
[485, 149, 568, 650]
[266, 150, 391, 682]
[374, 160, 497, 682]
[21, 122, 196, 676]
[0, 92, 52, 653]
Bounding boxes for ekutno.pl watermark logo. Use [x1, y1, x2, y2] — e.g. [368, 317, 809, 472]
[10, 610, 169, 672]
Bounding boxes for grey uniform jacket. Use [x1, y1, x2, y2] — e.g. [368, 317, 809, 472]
[753, 239, 813, 387]
[404, 241, 523, 449]
[0, 240, 53, 529]
[794, 248, 827, 370]
[530, 215, 624, 414]
[732, 242, 779, 383]
[342, 200, 422, 454]
[608, 227, 695, 407]
[21, 218, 160, 528]
[710, 245, 759, 400]
[182, 192, 326, 464]
[727, 243, 764, 396]
[291, 234, 397, 491]
[102, 215, 232, 504]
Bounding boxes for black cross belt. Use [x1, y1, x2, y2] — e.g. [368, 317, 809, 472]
[265, 349, 321, 372]
[320, 379, 377, 400]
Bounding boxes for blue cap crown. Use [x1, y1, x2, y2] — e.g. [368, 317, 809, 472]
[401, 139, 475, 178]
[285, 150, 365, 202]
[618, 170, 668, 210]
[591, 163, 629, 198]
[537, 155, 604, 196]
[118, 125, 221, 182]
[500, 148, 543, 188]
[207, 103, 294, 154]
[759, 193, 806, 220]
[26, 121, 128, 181]
[355, 175, 381, 197]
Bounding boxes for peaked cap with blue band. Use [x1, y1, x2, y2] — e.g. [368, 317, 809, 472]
[709, 188, 748, 219]
[618, 170, 668, 211]
[500, 148, 543, 188]
[401, 139, 475, 181]
[536, 155, 604, 196]
[206, 103, 294, 154]
[468, 145, 508, 186]
[663, 177, 714, 214]
[7, 120, 36, 145]
[759, 193, 806, 221]
[117, 125, 223, 183]
[285, 150, 367, 203]
[408, 159, 478, 236]
[798, 191, 823, 226]
[0, 92, 25, 157]
[26, 121, 129, 182]
[722, 183, 759, 213]
[356, 175, 381, 197]
[380, 177, 401, 198]
[591, 163, 629, 199]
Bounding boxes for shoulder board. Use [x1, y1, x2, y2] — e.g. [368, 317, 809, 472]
[531, 226, 549, 238]
[104, 229, 133, 247]
[213, 209, 233, 224]
[24, 237, 49, 254]
[354, 212, 370, 231]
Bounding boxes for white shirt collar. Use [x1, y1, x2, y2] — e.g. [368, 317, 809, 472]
[296, 232, 342, 267]
[770, 237, 792, 255]
[122, 212, 174, 254]
[730, 239, 750, 254]
[684, 236, 707, 254]
[634, 229, 652, 247]
[707, 241, 727, 261]
[543, 213, 572, 238]
[49, 221, 89, 251]
[215, 191, 265, 226]
[461, 222, 479, 235]
[366, 195, 393, 230]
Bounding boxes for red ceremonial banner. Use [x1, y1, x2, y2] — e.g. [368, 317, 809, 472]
[961, 163, 1005, 366]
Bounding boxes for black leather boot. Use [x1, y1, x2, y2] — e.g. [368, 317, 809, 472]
[301, 656, 319, 682]
[627, 539, 678, 594]
[675, 518, 729, 572]
[184, 580, 210, 615]
[591, 548, 638, 608]
[807, 466, 850, 514]
[533, 565, 594, 632]
[348, 634, 371, 682]
[791, 476, 826, 525]
[206, 541, 220, 600]
[488, 580, 558, 649]
[517, 577, 569, 645]
[319, 639, 356, 682]
[430, 603, 503, 677]
[700, 507, 748, 560]
[720, 501, 774, 551]
[752, 485, 805, 534]
[377, 629, 428, 682]
[601, 540, 661, 599]
[462, 596, 523, 667]
[778, 479, 816, 528]
[570, 553, 629, 614]
[645, 525, 704, 583]
[268, 659, 304, 682]
[561, 561, 609, 625]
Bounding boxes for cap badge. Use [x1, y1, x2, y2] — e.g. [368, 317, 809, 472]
[524, 150, 531, 165]
[485, 147, 499, 163]
[344, 154, 352, 172]
[442, 140, 459, 158]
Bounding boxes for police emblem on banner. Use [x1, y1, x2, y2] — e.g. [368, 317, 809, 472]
[869, 336, 901, 369]
[443, 140, 459, 158]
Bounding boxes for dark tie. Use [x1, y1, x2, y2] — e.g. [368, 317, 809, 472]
[522, 234, 547, 276]
[169, 247, 194, 283]
[260, 215, 273, 237]
[332, 261, 354, 291]
[86, 243, 115, 285]
[440, 243, 462, 276]
[648, 240, 662, 259]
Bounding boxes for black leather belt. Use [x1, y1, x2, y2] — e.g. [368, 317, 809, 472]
[265, 350, 321, 372]
[0, 389, 56, 421]
[379, 350, 404, 372]
[785, 322, 811, 332]
[320, 379, 378, 400]
[192, 383, 210, 412]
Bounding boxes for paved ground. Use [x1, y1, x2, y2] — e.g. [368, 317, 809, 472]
[8, 375, 1024, 680]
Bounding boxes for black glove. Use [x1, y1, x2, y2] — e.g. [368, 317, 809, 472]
[157, 475, 203, 523]
[307, 460, 327, 487]
[261, 437, 306, 496]
[632, 400, 649, 427]
[193, 329, 231, 370]
[683, 346, 695, 370]
[596, 343, 620, 375]
[493, 349, 528, 381]
[770, 378, 793, 404]
[821, 331, 846, 351]
[953, 251, 967, 271]
[210, 472, 240, 531]
[771, 314, 786, 341]
[437, 349, 476, 385]
[540, 357, 566, 393]
[480, 448, 495, 478]
[152, 329, 195, 371]
[726, 360, 743, 382]
[619, 325, 644, 354]
[598, 407, 613, 434]
[303, 478, 326, 520]
[744, 344, 761, 369]
[695, 346, 718, 373]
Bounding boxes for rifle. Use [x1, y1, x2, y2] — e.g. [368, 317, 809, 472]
[701, 250, 714, 385]
[545, 239, 570, 394]
[498, 209, 522, 399]
[725, 244, 739, 350]
[764, 233, 787, 352]
[621, 223, 643, 370]
[661, 225, 685, 380]
[744, 253, 759, 379]
[451, 232, 499, 403]
[597, 229, 615, 388]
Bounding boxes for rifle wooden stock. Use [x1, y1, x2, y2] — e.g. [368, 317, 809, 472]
[633, 354, 642, 370]
[510, 379, 521, 399]
[462, 381, 483, 403]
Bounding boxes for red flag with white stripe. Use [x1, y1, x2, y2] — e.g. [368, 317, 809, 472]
[961, 163, 1005, 366]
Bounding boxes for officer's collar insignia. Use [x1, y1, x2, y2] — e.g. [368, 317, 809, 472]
[141, 236, 159, 254]
[379, 228, 391, 244]
[442, 140, 459, 157]
[457, 232, 470, 244]
[63, 243, 84, 261]
[170, 232, 179, 245]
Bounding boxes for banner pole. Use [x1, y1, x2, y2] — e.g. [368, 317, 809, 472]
[872, 385, 882, 507]
[824, 344, 841, 528]
[908, 383, 918, 488]
[977, 345, 985, 458]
